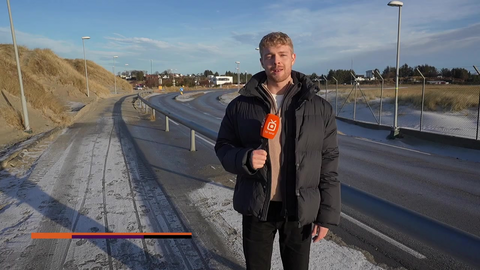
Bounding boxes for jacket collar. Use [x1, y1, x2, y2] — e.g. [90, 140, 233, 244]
[239, 70, 317, 103]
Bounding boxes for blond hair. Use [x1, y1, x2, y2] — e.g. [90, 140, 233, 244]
[258, 32, 294, 56]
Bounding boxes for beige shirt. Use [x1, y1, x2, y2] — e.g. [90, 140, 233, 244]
[262, 81, 293, 201]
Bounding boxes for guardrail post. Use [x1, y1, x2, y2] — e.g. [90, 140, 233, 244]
[152, 108, 156, 120]
[165, 116, 169, 132]
[190, 129, 196, 151]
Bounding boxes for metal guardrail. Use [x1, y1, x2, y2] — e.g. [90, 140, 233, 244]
[136, 92, 480, 268]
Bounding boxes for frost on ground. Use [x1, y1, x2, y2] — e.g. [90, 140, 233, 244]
[0, 112, 214, 269]
[188, 182, 383, 270]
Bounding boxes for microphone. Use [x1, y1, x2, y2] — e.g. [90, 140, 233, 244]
[258, 113, 280, 149]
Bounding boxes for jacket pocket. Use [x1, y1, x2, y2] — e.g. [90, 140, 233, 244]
[297, 187, 320, 226]
[233, 176, 265, 217]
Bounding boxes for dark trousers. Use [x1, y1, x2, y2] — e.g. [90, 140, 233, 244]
[242, 202, 312, 270]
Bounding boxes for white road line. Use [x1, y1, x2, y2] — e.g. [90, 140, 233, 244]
[355, 137, 431, 155]
[341, 212, 427, 259]
[195, 134, 215, 147]
[169, 119, 179, 125]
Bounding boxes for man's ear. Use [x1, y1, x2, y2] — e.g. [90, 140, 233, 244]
[291, 53, 296, 66]
[260, 57, 265, 69]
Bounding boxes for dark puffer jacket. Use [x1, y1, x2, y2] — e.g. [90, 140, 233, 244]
[215, 70, 340, 228]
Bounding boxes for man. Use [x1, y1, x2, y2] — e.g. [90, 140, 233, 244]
[215, 32, 340, 270]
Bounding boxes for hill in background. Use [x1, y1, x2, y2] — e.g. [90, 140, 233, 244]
[0, 44, 133, 147]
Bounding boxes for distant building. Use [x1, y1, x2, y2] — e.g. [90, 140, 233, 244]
[366, 70, 375, 80]
[211, 76, 233, 86]
[427, 80, 449, 85]
[355, 75, 366, 82]
[145, 74, 162, 87]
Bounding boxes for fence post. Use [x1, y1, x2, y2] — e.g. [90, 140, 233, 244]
[323, 75, 328, 102]
[190, 129, 196, 151]
[152, 108, 156, 120]
[333, 77, 338, 115]
[351, 72, 357, 121]
[165, 116, 170, 132]
[474, 66, 480, 140]
[375, 70, 384, 125]
[416, 68, 426, 132]
[477, 91, 479, 140]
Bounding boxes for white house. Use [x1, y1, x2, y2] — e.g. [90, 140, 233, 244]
[212, 76, 233, 86]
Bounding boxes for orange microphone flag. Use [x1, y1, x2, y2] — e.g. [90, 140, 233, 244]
[261, 114, 280, 139]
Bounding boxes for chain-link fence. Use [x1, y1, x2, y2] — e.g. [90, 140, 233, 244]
[320, 67, 480, 140]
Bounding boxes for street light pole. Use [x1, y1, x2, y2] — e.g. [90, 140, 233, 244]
[6, 0, 30, 132]
[150, 59, 153, 74]
[388, 0, 403, 138]
[125, 64, 128, 78]
[113, 56, 118, 94]
[82, 36, 91, 97]
[245, 70, 248, 84]
[235, 61, 240, 91]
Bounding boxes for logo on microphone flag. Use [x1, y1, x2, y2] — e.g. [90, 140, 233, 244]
[262, 114, 280, 139]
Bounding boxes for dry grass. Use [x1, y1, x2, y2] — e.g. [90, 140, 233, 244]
[0, 107, 23, 129]
[64, 58, 132, 97]
[335, 84, 479, 111]
[0, 44, 133, 130]
[0, 53, 67, 123]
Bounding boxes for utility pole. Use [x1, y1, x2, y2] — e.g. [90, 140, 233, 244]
[7, 0, 30, 132]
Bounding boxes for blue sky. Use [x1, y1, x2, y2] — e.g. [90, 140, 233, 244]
[1, 0, 479, 76]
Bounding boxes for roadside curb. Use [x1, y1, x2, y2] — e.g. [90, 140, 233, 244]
[0, 127, 63, 171]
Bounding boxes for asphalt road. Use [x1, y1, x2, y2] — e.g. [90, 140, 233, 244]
[149, 90, 480, 270]
[0, 95, 244, 269]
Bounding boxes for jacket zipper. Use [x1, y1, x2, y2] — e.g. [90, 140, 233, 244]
[279, 83, 299, 221]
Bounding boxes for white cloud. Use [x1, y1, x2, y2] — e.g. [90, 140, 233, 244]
[0, 27, 76, 54]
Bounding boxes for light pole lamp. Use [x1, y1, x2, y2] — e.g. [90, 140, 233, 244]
[7, 0, 30, 132]
[235, 61, 240, 91]
[81, 36, 91, 97]
[388, 0, 403, 138]
[113, 56, 118, 94]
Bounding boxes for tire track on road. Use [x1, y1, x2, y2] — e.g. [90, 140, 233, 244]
[118, 102, 211, 269]
[58, 122, 106, 269]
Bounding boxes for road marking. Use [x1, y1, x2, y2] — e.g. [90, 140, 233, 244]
[169, 119, 179, 125]
[195, 134, 215, 147]
[341, 212, 427, 259]
[355, 137, 431, 155]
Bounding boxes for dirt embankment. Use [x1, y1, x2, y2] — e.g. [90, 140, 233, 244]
[0, 44, 133, 148]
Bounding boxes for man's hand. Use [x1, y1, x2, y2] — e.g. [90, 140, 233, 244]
[250, 149, 267, 170]
[312, 224, 329, 243]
